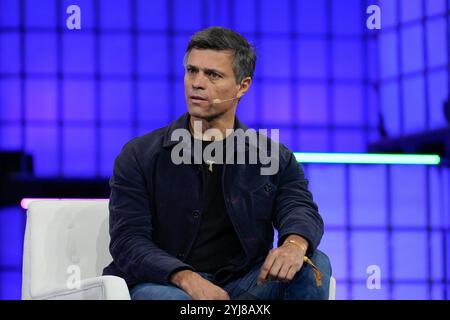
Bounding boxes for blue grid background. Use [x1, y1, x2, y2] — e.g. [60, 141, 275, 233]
[0, 0, 449, 299]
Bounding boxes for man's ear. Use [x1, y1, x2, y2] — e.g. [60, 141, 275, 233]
[237, 77, 252, 98]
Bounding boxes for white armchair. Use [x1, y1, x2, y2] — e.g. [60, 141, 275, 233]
[22, 200, 130, 300]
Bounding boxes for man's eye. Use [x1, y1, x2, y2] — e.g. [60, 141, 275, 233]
[209, 73, 221, 79]
[187, 68, 196, 74]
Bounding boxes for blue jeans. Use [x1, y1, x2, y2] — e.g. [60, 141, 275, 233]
[130, 249, 332, 300]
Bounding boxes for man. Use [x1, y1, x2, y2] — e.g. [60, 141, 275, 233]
[103, 26, 332, 300]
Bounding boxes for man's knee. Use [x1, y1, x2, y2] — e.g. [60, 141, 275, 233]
[130, 283, 192, 300]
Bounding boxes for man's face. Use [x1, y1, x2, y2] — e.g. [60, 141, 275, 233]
[184, 49, 241, 121]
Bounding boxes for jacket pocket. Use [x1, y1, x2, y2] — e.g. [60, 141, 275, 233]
[250, 181, 277, 221]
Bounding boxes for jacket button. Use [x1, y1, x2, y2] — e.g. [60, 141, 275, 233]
[264, 184, 272, 192]
[177, 252, 185, 258]
[192, 210, 200, 218]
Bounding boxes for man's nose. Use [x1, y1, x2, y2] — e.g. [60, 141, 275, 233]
[191, 72, 207, 90]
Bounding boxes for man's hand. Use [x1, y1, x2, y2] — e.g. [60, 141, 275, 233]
[170, 269, 230, 300]
[257, 235, 308, 285]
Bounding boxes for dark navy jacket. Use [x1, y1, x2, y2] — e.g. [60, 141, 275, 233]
[103, 112, 324, 287]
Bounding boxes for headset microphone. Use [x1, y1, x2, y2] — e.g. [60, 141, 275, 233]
[213, 93, 243, 104]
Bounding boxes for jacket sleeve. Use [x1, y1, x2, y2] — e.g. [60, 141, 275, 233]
[108, 141, 193, 285]
[273, 150, 324, 256]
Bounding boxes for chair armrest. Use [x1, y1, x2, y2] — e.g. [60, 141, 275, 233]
[28, 276, 131, 300]
[329, 276, 336, 300]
